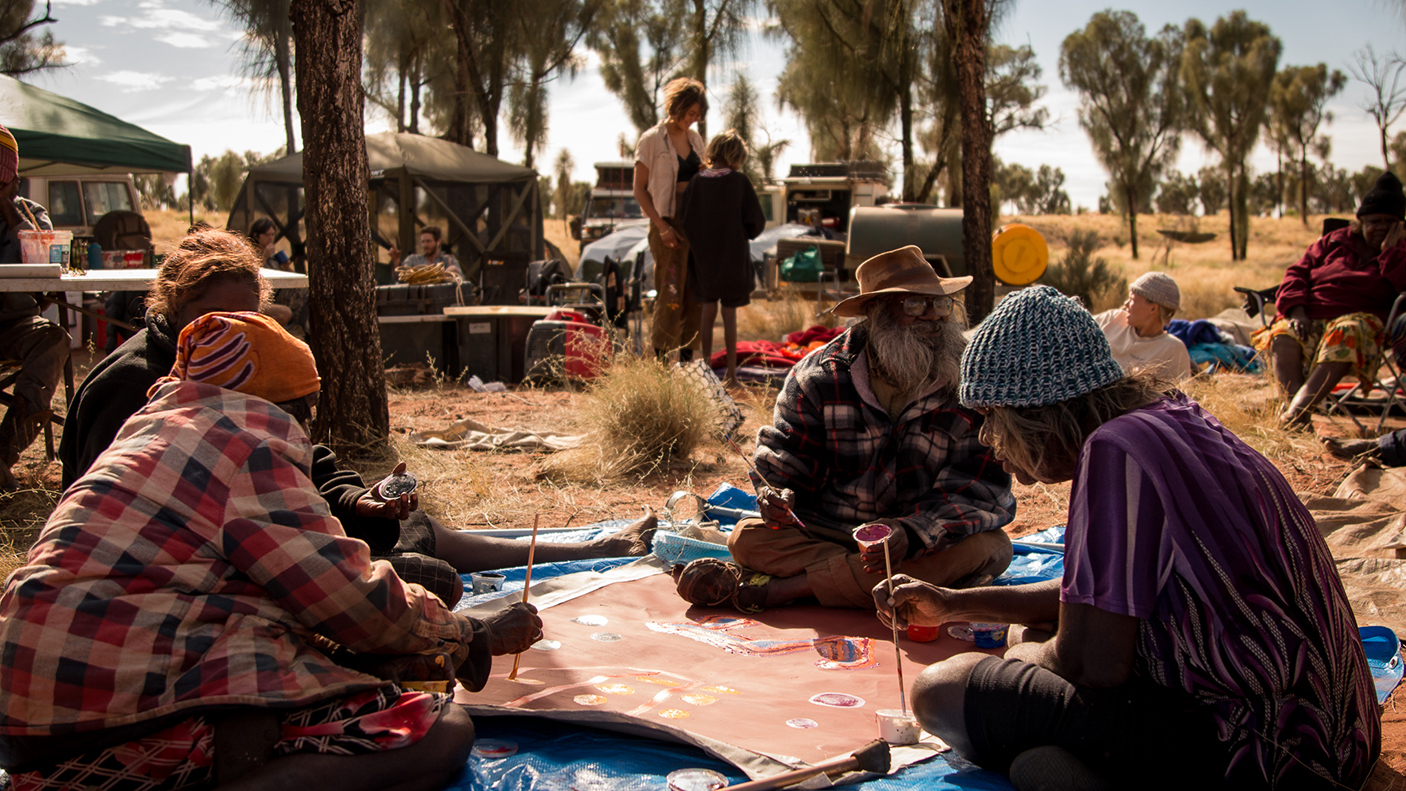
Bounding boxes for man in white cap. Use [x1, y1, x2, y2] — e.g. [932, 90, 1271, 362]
[1094, 271, 1191, 380]
[0, 122, 68, 491]
[672, 245, 1016, 612]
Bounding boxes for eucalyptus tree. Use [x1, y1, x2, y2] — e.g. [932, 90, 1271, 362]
[363, 0, 447, 134]
[214, 0, 297, 155]
[588, 0, 686, 135]
[507, 0, 599, 169]
[1060, 10, 1184, 259]
[1347, 45, 1406, 171]
[1267, 64, 1346, 225]
[0, 1, 63, 77]
[1181, 11, 1281, 261]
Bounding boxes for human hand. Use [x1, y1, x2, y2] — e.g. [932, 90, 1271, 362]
[482, 602, 544, 656]
[355, 462, 419, 520]
[1287, 307, 1310, 340]
[757, 487, 799, 529]
[857, 520, 908, 574]
[660, 224, 679, 249]
[873, 573, 954, 631]
[1383, 220, 1406, 252]
[388, 243, 402, 264]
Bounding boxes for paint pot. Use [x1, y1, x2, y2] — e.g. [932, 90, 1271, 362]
[906, 624, 941, 642]
[666, 768, 728, 791]
[876, 709, 921, 745]
[852, 522, 893, 548]
[971, 622, 1008, 649]
[470, 572, 506, 595]
[471, 739, 518, 759]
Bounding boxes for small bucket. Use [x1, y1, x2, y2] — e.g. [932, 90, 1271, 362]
[18, 230, 73, 266]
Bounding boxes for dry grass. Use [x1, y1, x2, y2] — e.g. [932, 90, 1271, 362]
[736, 293, 834, 343]
[1009, 211, 1323, 318]
[537, 355, 720, 483]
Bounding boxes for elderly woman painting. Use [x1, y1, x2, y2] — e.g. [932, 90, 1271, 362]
[633, 77, 707, 362]
[1255, 170, 1406, 427]
[876, 286, 1379, 791]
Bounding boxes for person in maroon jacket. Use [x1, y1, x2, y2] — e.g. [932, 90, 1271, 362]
[1255, 171, 1406, 427]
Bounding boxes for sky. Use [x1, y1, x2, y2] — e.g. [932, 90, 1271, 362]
[33, 0, 1406, 209]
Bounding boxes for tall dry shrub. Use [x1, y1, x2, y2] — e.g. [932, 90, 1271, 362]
[1039, 230, 1127, 310]
[539, 356, 717, 482]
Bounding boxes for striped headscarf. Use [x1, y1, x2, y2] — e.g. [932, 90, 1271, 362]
[0, 124, 18, 184]
[152, 311, 320, 404]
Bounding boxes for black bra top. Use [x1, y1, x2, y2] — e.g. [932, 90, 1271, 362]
[676, 149, 701, 183]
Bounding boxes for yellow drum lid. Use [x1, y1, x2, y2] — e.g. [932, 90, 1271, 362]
[991, 224, 1048, 286]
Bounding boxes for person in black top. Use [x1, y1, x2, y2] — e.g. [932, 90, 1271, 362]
[677, 130, 766, 383]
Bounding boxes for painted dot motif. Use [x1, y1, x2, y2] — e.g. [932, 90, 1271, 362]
[786, 718, 820, 729]
[658, 709, 691, 719]
[574, 694, 608, 706]
[597, 683, 634, 695]
[592, 632, 623, 642]
[572, 615, 609, 626]
[681, 694, 718, 706]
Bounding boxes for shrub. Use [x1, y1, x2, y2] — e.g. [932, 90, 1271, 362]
[1038, 230, 1127, 310]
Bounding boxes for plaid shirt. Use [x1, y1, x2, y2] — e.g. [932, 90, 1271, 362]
[0, 382, 487, 739]
[754, 325, 1015, 553]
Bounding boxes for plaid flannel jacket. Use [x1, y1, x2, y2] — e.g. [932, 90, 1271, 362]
[754, 325, 1015, 553]
[0, 382, 486, 739]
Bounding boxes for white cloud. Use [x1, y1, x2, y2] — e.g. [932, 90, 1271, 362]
[52, 0, 102, 5]
[155, 31, 212, 48]
[95, 70, 175, 92]
[63, 46, 100, 65]
[100, 3, 225, 33]
[191, 75, 249, 92]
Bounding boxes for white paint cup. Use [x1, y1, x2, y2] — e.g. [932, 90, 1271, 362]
[876, 708, 921, 745]
[470, 572, 505, 595]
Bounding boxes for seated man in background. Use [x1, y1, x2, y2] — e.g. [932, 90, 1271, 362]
[0, 123, 69, 491]
[0, 311, 543, 791]
[1094, 272, 1191, 380]
[61, 227, 654, 605]
[389, 225, 463, 279]
[673, 246, 1015, 612]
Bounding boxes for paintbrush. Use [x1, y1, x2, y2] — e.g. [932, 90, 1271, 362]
[855, 524, 907, 718]
[507, 514, 540, 681]
[722, 435, 806, 530]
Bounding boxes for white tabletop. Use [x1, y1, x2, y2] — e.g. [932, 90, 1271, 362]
[0, 267, 309, 292]
[442, 305, 555, 318]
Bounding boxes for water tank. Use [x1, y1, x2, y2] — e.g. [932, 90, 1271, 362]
[846, 205, 966, 276]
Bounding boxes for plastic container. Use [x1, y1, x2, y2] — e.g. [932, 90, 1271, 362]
[906, 624, 941, 642]
[876, 709, 921, 745]
[18, 230, 72, 265]
[123, 249, 145, 268]
[88, 242, 102, 270]
[101, 251, 124, 268]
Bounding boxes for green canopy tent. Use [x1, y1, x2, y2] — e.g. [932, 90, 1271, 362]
[0, 75, 192, 176]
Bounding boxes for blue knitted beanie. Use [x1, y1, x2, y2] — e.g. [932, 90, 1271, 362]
[960, 285, 1125, 408]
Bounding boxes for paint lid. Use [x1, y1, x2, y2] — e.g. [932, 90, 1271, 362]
[666, 768, 729, 791]
[472, 739, 518, 759]
[991, 224, 1049, 286]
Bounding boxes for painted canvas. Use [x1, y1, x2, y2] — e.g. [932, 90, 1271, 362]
[456, 563, 993, 776]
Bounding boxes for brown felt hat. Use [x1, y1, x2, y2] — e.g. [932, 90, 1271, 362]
[831, 245, 972, 318]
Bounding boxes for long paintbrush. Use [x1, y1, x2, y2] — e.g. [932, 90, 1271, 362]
[722, 435, 806, 529]
[507, 514, 540, 681]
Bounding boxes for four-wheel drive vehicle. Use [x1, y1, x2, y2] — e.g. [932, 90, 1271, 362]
[19, 174, 142, 236]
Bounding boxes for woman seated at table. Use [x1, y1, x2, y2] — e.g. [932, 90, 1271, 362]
[876, 286, 1379, 791]
[0, 311, 543, 791]
[250, 216, 306, 335]
[1253, 171, 1406, 427]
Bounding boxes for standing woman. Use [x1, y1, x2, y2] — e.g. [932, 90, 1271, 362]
[634, 77, 707, 361]
[678, 130, 766, 383]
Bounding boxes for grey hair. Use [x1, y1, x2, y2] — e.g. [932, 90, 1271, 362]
[980, 371, 1169, 482]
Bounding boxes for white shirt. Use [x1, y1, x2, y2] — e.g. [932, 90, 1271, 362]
[1095, 308, 1192, 380]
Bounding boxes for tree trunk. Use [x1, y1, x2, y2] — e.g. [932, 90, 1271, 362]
[693, 0, 709, 140]
[1274, 149, 1283, 219]
[276, 30, 297, 155]
[942, 0, 993, 322]
[1299, 148, 1310, 227]
[899, 79, 915, 202]
[1224, 160, 1238, 261]
[396, 56, 407, 133]
[409, 55, 422, 135]
[1126, 183, 1139, 260]
[447, 27, 474, 147]
[290, 0, 390, 453]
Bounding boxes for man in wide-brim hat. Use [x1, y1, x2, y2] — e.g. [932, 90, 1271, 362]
[672, 245, 1015, 612]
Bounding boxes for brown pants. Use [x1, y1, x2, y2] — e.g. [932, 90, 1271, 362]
[728, 517, 1013, 608]
[648, 218, 700, 354]
[0, 315, 68, 465]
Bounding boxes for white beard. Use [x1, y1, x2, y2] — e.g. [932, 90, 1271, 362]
[865, 306, 966, 395]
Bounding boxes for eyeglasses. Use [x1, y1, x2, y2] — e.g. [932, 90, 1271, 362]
[899, 295, 955, 317]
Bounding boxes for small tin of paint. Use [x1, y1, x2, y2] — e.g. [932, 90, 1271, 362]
[971, 622, 1008, 649]
[470, 572, 505, 595]
[666, 768, 728, 791]
[875, 709, 921, 745]
[906, 624, 941, 642]
[471, 738, 518, 759]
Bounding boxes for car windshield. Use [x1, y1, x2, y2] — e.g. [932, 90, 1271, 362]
[587, 197, 642, 220]
[83, 182, 135, 226]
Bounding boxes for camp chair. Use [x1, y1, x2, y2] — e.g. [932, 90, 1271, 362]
[0, 360, 56, 461]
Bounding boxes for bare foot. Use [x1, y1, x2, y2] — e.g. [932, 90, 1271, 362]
[0, 466, 19, 493]
[591, 513, 658, 556]
[1324, 436, 1378, 461]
